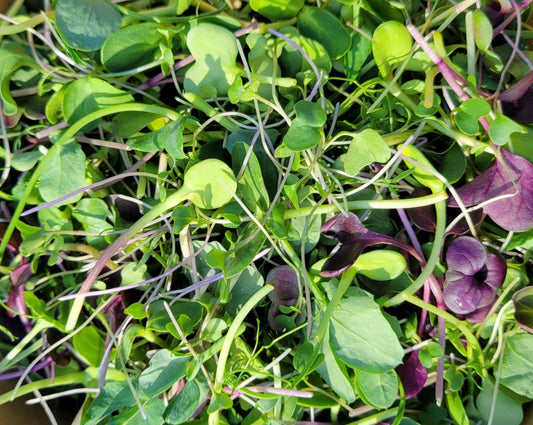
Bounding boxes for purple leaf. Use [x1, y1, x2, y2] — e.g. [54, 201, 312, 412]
[396, 350, 428, 399]
[449, 149, 533, 232]
[443, 236, 506, 320]
[266, 265, 303, 331]
[498, 70, 533, 103]
[407, 187, 483, 235]
[320, 212, 418, 277]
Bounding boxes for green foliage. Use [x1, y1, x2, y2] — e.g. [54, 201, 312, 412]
[55, 0, 121, 51]
[2, 1, 533, 424]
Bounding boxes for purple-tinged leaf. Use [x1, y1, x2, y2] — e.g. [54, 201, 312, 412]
[9, 261, 32, 287]
[443, 236, 506, 320]
[501, 87, 533, 123]
[407, 188, 484, 235]
[513, 286, 533, 333]
[7, 260, 32, 318]
[320, 212, 421, 277]
[266, 265, 303, 331]
[396, 350, 428, 399]
[449, 149, 533, 232]
[498, 70, 533, 102]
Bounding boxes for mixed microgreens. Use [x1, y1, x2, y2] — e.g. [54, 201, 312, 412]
[1, 0, 533, 424]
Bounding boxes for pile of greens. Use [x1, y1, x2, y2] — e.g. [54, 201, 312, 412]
[1, 0, 533, 424]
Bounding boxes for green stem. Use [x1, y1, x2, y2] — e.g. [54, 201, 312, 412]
[0, 321, 51, 372]
[283, 191, 448, 220]
[0, 103, 179, 263]
[384, 200, 446, 307]
[399, 292, 484, 370]
[65, 186, 188, 331]
[293, 266, 357, 386]
[209, 285, 273, 425]
[0, 372, 90, 404]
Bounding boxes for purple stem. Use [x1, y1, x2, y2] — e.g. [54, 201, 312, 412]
[138, 55, 195, 90]
[0, 357, 53, 381]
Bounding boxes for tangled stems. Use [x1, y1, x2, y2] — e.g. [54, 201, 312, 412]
[0, 103, 181, 263]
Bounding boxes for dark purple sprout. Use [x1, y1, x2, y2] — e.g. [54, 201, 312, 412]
[443, 236, 506, 322]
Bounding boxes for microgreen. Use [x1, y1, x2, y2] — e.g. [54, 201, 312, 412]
[1, 1, 533, 424]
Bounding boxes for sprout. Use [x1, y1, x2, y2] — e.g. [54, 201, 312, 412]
[443, 236, 506, 322]
[265, 265, 303, 331]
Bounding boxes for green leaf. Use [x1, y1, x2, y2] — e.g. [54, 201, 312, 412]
[182, 159, 238, 210]
[249, 0, 304, 20]
[344, 29, 372, 79]
[63, 77, 134, 126]
[72, 326, 105, 367]
[208, 392, 233, 413]
[224, 222, 267, 278]
[139, 350, 191, 397]
[344, 128, 391, 175]
[232, 142, 270, 215]
[108, 398, 165, 425]
[513, 287, 533, 333]
[101, 23, 166, 72]
[127, 118, 187, 159]
[330, 287, 404, 373]
[283, 121, 323, 151]
[184, 23, 241, 96]
[84, 380, 138, 425]
[372, 21, 412, 76]
[11, 150, 43, 172]
[124, 303, 148, 320]
[476, 379, 524, 425]
[294, 101, 327, 127]
[354, 369, 398, 409]
[400, 144, 445, 193]
[488, 114, 525, 146]
[55, 0, 121, 51]
[454, 98, 491, 136]
[147, 300, 204, 334]
[445, 391, 469, 425]
[72, 198, 113, 248]
[39, 140, 86, 204]
[354, 250, 406, 281]
[226, 266, 264, 317]
[500, 333, 533, 398]
[315, 324, 356, 403]
[164, 379, 200, 424]
[0, 42, 37, 116]
[473, 10, 493, 52]
[297, 6, 351, 60]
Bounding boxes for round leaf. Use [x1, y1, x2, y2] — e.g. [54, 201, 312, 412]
[294, 100, 327, 127]
[283, 122, 323, 151]
[184, 23, 240, 96]
[355, 369, 398, 409]
[372, 21, 412, 76]
[183, 159, 237, 209]
[55, 0, 121, 51]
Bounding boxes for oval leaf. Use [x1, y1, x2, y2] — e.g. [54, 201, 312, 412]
[355, 369, 398, 409]
[297, 6, 351, 60]
[55, 0, 121, 51]
[372, 21, 412, 76]
[101, 23, 165, 72]
[330, 287, 404, 373]
[250, 0, 304, 20]
[513, 286, 533, 333]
